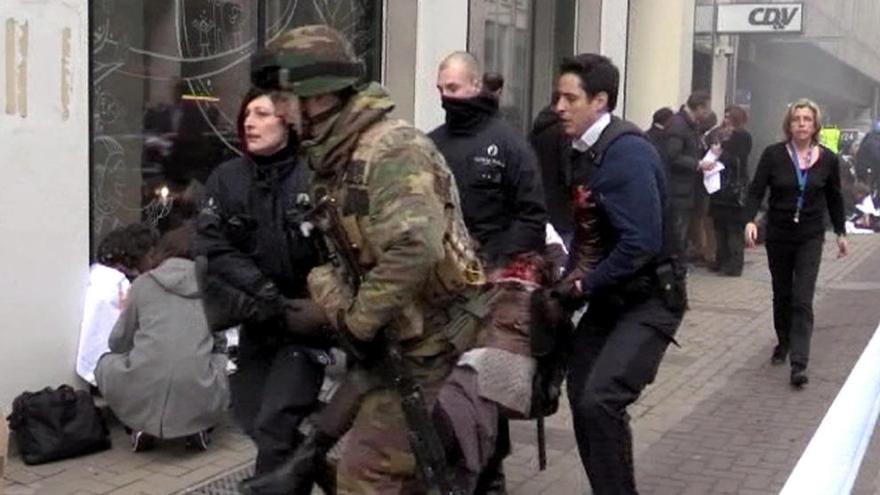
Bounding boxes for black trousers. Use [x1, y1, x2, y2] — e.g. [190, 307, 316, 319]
[567, 295, 682, 495]
[473, 417, 510, 494]
[765, 237, 824, 370]
[669, 206, 693, 258]
[713, 215, 745, 276]
[230, 329, 325, 474]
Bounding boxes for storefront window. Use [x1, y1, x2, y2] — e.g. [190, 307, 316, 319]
[89, 0, 381, 250]
[469, 0, 533, 130]
[469, 0, 575, 131]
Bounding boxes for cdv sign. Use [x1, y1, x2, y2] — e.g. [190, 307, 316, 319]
[716, 3, 804, 34]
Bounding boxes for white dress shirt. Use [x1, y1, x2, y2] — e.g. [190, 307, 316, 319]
[572, 112, 612, 152]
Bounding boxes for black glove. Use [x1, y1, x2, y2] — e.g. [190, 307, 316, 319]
[253, 281, 284, 323]
[334, 310, 379, 363]
[195, 256, 258, 332]
[282, 298, 332, 338]
[551, 280, 586, 312]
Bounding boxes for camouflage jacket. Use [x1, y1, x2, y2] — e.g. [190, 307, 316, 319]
[304, 83, 484, 347]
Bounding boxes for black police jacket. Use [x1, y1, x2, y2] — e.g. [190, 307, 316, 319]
[663, 107, 703, 210]
[530, 106, 573, 237]
[196, 148, 319, 309]
[429, 95, 547, 265]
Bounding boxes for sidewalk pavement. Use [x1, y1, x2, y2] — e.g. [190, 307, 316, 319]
[4, 234, 880, 495]
[504, 233, 880, 495]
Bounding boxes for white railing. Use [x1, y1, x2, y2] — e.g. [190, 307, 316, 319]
[780, 321, 880, 495]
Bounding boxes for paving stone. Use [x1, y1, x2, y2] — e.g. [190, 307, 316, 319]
[6, 235, 880, 494]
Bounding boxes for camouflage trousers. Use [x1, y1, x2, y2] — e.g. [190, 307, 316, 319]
[336, 353, 451, 495]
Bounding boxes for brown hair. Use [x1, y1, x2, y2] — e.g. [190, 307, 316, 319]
[150, 223, 195, 268]
[236, 88, 289, 153]
[724, 105, 748, 129]
[687, 90, 711, 111]
[783, 98, 822, 143]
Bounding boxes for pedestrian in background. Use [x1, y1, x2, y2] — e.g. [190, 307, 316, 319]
[710, 105, 753, 276]
[690, 110, 719, 265]
[645, 106, 674, 162]
[530, 105, 574, 242]
[745, 98, 848, 388]
[664, 91, 713, 258]
[483, 71, 504, 100]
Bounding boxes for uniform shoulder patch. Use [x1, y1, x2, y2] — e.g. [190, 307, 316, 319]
[344, 160, 368, 186]
[342, 186, 370, 216]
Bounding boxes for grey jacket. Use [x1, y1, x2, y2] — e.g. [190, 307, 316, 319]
[95, 258, 229, 439]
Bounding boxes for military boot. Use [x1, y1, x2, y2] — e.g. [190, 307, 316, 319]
[238, 430, 336, 495]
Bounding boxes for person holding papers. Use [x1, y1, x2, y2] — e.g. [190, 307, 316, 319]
[709, 105, 753, 276]
[744, 99, 847, 388]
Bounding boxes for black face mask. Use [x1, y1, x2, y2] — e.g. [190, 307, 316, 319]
[441, 93, 498, 133]
[251, 130, 299, 166]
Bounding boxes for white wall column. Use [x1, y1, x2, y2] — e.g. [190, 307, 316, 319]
[384, 0, 468, 130]
[0, 0, 89, 408]
[626, 0, 696, 127]
[600, 0, 630, 116]
[711, 35, 732, 118]
[412, 0, 469, 131]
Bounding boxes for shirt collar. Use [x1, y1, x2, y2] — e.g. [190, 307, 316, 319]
[572, 112, 611, 152]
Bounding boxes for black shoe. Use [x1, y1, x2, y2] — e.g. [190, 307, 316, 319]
[238, 431, 337, 495]
[771, 346, 788, 365]
[131, 431, 156, 453]
[790, 368, 809, 388]
[185, 430, 211, 451]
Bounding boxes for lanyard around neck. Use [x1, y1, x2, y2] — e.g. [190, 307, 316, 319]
[787, 142, 814, 222]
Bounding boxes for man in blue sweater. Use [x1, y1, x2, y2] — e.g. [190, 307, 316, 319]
[553, 54, 687, 495]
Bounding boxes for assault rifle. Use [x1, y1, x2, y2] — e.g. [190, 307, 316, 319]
[306, 195, 462, 495]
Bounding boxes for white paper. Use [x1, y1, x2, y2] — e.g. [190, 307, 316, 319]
[702, 152, 726, 194]
[75, 264, 130, 386]
[545, 223, 568, 254]
[856, 196, 879, 217]
[845, 221, 874, 235]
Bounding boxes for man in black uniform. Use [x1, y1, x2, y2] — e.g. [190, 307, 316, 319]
[429, 51, 547, 264]
[552, 54, 686, 495]
[429, 51, 547, 494]
[196, 90, 330, 489]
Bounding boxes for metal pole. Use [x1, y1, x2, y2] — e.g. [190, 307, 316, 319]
[257, 0, 266, 49]
[710, 0, 718, 91]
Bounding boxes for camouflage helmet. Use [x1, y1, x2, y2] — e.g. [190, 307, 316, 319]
[251, 25, 363, 97]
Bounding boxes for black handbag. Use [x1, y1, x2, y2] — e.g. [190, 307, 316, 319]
[6, 385, 111, 465]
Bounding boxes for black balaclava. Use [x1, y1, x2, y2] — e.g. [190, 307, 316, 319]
[441, 92, 499, 134]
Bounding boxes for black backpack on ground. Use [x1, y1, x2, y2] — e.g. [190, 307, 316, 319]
[6, 385, 111, 465]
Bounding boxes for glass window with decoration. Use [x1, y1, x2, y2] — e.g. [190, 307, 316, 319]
[89, 0, 382, 251]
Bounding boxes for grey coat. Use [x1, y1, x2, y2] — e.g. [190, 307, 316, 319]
[95, 258, 229, 439]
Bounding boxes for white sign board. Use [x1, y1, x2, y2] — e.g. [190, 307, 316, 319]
[716, 3, 804, 34]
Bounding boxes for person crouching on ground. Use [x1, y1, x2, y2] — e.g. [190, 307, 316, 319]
[96, 224, 229, 452]
[76, 223, 158, 389]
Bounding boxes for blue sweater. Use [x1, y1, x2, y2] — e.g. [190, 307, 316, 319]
[580, 134, 666, 297]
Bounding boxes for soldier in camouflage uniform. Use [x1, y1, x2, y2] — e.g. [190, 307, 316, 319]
[248, 25, 485, 494]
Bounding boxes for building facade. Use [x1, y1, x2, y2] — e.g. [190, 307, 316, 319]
[3, 0, 879, 410]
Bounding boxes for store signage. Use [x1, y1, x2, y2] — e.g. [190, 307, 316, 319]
[715, 3, 804, 34]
